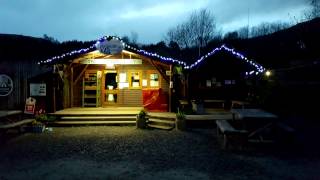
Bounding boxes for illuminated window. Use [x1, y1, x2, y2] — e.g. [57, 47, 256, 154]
[119, 73, 127, 83]
[150, 73, 159, 87]
[130, 72, 141, 88]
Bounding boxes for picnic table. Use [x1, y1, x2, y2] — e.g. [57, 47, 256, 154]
[231, 109, 278, 120]
[231, 109, 279, 142]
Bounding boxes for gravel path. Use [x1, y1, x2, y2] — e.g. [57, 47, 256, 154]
[0, 126, 319, 180]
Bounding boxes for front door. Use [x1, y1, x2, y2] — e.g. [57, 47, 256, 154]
[103, 70, 118, 106]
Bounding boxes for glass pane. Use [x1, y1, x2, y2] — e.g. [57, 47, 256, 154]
[119, 73, 126, 82]
[105, 73, 117, 89]
[131, 72, 140, 87]
[150, 73, 159, 87]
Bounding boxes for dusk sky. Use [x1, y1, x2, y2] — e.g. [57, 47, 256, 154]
[0, 0, 310, 43]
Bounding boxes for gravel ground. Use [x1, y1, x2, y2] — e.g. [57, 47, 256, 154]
[0, 126, 320, 180]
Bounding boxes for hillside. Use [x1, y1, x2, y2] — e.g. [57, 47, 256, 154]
[0, 18, 319, 67]
[225, 17, 320, 69]
[0, 34, 92, 63]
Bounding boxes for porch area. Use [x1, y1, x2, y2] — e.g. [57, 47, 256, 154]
[49, 107, 176, 127]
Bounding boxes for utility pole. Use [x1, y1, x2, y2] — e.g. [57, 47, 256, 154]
[247, 7, 250, 38]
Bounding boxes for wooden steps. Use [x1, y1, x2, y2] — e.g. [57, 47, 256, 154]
[52, 120, 136, 126]
[60, 116, 136, 121]
[50, 113, 137, 126]
[146, 115, 176, 130]
[49, 108, 179, 128]
[148, 124, 174, 130]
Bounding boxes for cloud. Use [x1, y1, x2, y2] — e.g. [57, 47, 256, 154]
[0, 0, 310, 43]
[119, 0, 208, 19]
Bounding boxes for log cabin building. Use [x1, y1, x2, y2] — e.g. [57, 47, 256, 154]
[40, 37, 266, 113]
[42, 37, 175, 112]
[185, 45, 266, 109]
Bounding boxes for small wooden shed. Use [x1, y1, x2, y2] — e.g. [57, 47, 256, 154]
[46, 38, 173, 112]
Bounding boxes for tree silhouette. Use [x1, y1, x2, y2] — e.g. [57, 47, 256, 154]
[165, 9, 217, 49]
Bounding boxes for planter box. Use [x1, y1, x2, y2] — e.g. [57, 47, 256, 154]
[136, 115, 148, 129]
[176, 118, 187, 131]
[25, 124, 45, 133]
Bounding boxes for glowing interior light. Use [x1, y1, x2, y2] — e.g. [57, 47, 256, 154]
[265, 70, 271, 77]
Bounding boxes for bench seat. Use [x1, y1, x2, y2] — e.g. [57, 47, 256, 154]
[0, 119, 34, 129]
[0, 119, 35, 136]
[216, 119, 248, 149]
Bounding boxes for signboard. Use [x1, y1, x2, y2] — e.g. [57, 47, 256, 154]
[30, 83, 46, 96]
[206, 80, 212, 87]
[0, 74, 13, 96]
[80, 59, 142, 65]
[142, 79, 148, 87]
[170, 81, 173, 88]
[24, 97, 36, 114]
[119, 82, 129, 89]
[166, 71, 172, 76]
[97, 39, 124, 55]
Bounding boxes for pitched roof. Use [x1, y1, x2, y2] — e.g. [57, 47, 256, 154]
[39, 36, 266, 75]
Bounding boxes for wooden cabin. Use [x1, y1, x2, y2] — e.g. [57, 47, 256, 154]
[186, 45, 266, 109]
[0, 59, 49, 110]
[51, 40, 172, 112]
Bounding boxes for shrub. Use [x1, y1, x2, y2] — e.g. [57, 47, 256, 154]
[176, 110, 186, 120]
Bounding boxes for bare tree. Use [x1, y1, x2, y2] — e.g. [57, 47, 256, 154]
[121, 35, 130, 44]
[43, 34, 59, 44]
[165, 8, 216, 49]
[237, 27, 249, 39]
[310, 0, 320, 18]
[121, 31, 139, 45]
[190, 9, 216, 48]
[166, 24, 193, 48]
[130, 31, 139, 45]
[224, 31, 239, 40]
[249, 22, 290, 37]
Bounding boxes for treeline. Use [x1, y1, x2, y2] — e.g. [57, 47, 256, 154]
[0, 34, 93, 63]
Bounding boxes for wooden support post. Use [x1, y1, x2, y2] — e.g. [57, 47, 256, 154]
[169, 65, 172, 112]
[63, 69, 69, 108]
[53, 87, 56, 112]
[74, 64, 88, 86]
[186, 73, 189, 98]
[52, 65, 56, 112]
[70, 67, 74, 108]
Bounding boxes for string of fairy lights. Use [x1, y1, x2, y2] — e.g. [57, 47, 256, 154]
[38, 36, 266, 76]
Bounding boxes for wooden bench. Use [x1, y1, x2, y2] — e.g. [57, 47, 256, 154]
[0, 119, 34, 129]
[0, 119, 34, 135]
[203, 99, 225, 109]
[216, 119, 248, 149]
[179, 100, 189, 111]
[231, 100, 250, 109]
[186, 113, 233, 121]
[0, 110, 35, 136]
[275, 122, 296, 143]
[276, 122, 295, 133]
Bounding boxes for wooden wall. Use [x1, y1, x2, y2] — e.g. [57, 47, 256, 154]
[69, 58, 170, 108]
[0, 60, 49, 110]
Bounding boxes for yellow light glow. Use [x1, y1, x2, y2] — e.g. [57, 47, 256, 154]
[265, 71, 271, 77]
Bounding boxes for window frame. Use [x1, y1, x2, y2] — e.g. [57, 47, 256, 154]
[129, 70, 142, 89]
[147, 70, 161, 89]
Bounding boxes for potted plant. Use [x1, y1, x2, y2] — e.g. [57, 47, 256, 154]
[136, 109, 148, 129]
[176, 109, 186, 131]
[32, 113, 55, 133]
[30, 119, 45, 133]
[35, 113, 56, 124]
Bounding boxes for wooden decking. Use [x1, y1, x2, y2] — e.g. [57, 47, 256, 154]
[49, 107, 234, 127]
[50, 107, 142, 116]
[51, 107, 232, 120]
